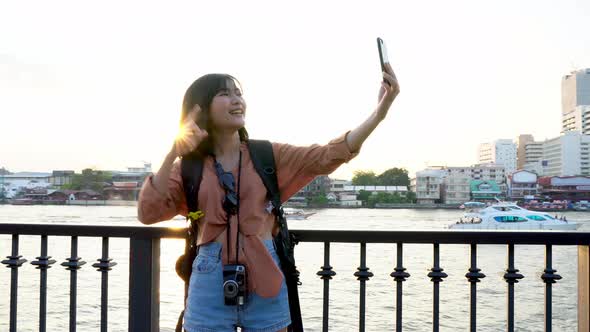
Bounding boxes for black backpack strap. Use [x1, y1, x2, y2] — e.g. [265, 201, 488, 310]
[248, 140, 303, 332]
[181, 155, 203, 215]
[175, 155, 204, 332]
[247, 140, 281, 208]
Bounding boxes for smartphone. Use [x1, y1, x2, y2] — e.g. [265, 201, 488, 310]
[377, 37, 390, 86]
[377, 37, 389, 72]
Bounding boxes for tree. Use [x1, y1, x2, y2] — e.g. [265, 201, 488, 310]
[352, 171, 377, 185]
[406, 191, 416, 203]
[309, 193, 329, 205]
[357, 190, 371, 202]
[0, 167, 10, 175]
[62, 168, 112, 193]
[377, 168, 410, 186]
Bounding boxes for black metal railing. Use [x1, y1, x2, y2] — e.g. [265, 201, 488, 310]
[0, 224, 185, 332]
[2, 224, 590, 332]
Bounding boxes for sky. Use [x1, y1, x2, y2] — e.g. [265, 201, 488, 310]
[1, 0, 590, 180]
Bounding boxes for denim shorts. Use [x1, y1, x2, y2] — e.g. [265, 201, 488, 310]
[183, 239, 291, 332]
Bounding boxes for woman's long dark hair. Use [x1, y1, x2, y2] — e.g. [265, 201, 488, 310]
[180, 74, 249, 158]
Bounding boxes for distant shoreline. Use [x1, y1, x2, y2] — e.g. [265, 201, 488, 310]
[1, 200, 585, 212]
[2, 199, 137, 206]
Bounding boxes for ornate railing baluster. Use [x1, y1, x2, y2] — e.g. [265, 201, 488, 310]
[1, 234, 27, 332]
[354, 242, 373, 332]
[465, 244, 485, 332]
[30, 235, 57, 332]
[1, 224, 590, 332]
[92, 237, 117, 332]
[504, 244, 524, 332]
[428, 243, 447, 332]
[391, 243, 410, 332]
[541, 244, 561, 332]
[129, 235, 160, 332]
[316, 242, 336, 332]
[61, 236, 87, 332]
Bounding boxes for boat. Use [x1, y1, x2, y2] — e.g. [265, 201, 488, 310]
[522, 200, 568, 212]
[450, 201, 579, 230]
[284, 208, 316, 220]
[10, 198, 35, 205]
[574, 201, 590, 211]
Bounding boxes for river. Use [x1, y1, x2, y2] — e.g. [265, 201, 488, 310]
[1, 205, 588, 331]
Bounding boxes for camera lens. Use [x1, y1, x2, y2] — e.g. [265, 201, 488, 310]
[223, 280, 239, 297]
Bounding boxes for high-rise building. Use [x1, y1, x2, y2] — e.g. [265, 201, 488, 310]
[478, 139, 517, 174]
[540, 131, 590, 176]
[515, 134, 543, 171]
[562, 68, 590, 134]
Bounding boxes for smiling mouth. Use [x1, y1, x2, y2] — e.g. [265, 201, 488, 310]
[229, 109, 244, 115]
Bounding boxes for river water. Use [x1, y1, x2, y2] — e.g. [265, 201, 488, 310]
[0, 205, 588, 331]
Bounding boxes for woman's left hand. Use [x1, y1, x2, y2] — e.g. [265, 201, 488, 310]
[376, 62, 400, 121]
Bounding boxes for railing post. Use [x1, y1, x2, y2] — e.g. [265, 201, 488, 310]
[391, 243, 410, 332]
[61, 236, 87, 332]
[465, 244, 485, 332]
[504, 244, 524, 332]
[428, 243, 447, 332]
[541, 245, 561, 332]
[1, 234, 27, 332]
[30, 235, 57, 332]
[92, 237, 117, 332]
[354, 242, 374, 332]
[129, 236, 160, 332]
[579, 245, 590, 332]
[316, 242, 336, 332]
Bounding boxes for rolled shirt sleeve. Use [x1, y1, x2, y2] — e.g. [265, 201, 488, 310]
[273, 131, 359, 203]
[137, 161, 188, 224]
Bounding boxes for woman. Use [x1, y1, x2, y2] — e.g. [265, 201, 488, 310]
[137, 63, 399, 332]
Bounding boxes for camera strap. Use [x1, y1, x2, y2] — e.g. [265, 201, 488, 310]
[236, 152, 242, 264]
[214, 150, 242, 264]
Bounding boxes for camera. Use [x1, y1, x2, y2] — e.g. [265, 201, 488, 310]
[222, 264, 247, 305]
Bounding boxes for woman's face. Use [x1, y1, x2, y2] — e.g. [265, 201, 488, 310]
[208, 79, 246, 133]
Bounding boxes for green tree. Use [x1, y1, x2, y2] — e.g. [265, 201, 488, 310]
[377, 168, 410, 186]
[352, 171, 377, 185]
[62, 168, 112, 194]
[309, 194, 329, 205]
[357, 190, 371, 203]
[406, 191, 416, 203]
[365, 192, 414, 207]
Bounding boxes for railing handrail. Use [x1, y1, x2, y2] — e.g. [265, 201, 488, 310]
[0, 223, 187, 238]
[1, 223, 590, 245]
[3, 222, 590, 332]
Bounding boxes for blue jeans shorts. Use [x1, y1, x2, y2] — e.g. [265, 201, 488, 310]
[183, 239, 291, 332]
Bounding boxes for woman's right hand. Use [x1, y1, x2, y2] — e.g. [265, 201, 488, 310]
[172, 105, 208, 157]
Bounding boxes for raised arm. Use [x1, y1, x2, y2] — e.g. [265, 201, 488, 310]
[273, 134, 358, 203]
[137, 156, 187, 224]
[346, 62, 399, 152]
[274, 63, 399, 203]
[137, 106, 207, 224]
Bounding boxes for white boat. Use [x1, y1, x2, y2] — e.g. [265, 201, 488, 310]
[574, 201, 590, 211]
[450, 201, 579, 230]
[284, 208, 316, 220]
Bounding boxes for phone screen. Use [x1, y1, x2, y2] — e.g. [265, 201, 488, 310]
[377, 37, 389, 72]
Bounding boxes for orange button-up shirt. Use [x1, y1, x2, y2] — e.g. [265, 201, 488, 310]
[137, 132, 358, 298]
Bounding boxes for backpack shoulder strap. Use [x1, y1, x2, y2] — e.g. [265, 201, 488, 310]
[181, 155, 204, 213]
[247, 139, 281, 209]
[248, 140, 304, 332]
[176, 155, 204, 332]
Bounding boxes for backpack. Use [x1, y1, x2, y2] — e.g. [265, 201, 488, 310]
[174, 139, 303, 332]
